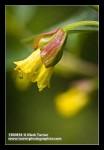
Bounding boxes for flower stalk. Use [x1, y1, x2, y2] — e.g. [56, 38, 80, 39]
[62, 21, 99, 33]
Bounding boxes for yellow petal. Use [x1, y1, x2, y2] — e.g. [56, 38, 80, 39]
[14, 48, 41, 74]
[36, 65, 54, 91]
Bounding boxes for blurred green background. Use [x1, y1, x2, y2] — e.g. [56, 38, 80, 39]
[6, 5, 98, 144]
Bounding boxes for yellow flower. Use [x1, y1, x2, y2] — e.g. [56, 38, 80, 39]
[14, 27, 67, 91]
[55, 88, 89, 117]
[14, 48, 54, 92]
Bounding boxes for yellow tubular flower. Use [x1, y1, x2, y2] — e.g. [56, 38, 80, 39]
[14, 27, 67, 91]
[14, 48, 54, 92]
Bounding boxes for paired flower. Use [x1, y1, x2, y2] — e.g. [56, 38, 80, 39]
[14, 28, 67, 91]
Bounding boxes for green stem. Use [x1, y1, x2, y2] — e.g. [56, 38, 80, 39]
[62, 21, 99, 33]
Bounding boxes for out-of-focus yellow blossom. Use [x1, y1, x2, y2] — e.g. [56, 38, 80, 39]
[55, 88, 89, 117]
[12, 71, 30, 90]
[15, 75, 30, 90]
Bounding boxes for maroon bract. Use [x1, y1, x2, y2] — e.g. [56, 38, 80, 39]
[34, 28, 67, 68]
